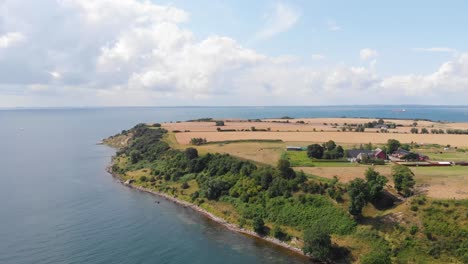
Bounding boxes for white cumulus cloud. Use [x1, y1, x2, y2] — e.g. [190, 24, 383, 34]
[0, 0, 467, 106]
[360, 48, 378, 61]
[255, 2, 300, 40]
[0, 32, 25, 48]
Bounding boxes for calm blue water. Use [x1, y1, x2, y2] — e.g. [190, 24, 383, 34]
[1, 106, 467, 264]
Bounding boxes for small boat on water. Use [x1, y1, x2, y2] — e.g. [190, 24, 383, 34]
[392, 108, 406, 112]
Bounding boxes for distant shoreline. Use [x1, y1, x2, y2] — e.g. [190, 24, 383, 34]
[105, 165, 309, 259]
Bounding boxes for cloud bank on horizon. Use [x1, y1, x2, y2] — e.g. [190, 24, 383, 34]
[0, 0, 467, 107]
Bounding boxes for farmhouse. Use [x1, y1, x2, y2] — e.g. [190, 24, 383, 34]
[346, 148, 386, 162]
[391, 148, 429, 161]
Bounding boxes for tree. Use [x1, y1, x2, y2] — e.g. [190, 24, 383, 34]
[411, 127, 419, 134]
[348, 178, 369, 216]
[130, 150, 142, 163]
[365, 167, 388, 200]
[387, 139, 401, 154]
[307, 144, 324, 159]
[323, 140, 337, 151]
[277, 159, 295, 179]
[403, 152, 419, 161]
[185, 147, 199, 160]
[302, 226, 332, 261]
[391, 165, 415, 197]
[272, 225, 290, 241]
[400, 144, 411, 151]
[336, 145, 345, 157]
[215, 120, 225, 126]
[252, 217, 265, 234]
[421, 128, 429, 134]
[190, 138, 207, 146]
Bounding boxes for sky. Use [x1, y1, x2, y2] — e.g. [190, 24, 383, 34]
[0, 0, 467, 107]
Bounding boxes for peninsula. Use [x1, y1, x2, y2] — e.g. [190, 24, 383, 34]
[105, 118, 468, 263]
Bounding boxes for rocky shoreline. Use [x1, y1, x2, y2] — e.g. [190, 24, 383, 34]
[106, 166, 308, 258]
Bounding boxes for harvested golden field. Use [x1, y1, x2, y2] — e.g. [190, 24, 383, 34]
[173, 131, 468, 147]
[163, 120, 319, 132]
[163, 118, 468, 134]
[194, 142, 284, 165]
[297, 166, 468, 199]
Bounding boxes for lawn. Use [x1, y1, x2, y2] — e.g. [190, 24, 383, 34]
[283, 151, 354, 167]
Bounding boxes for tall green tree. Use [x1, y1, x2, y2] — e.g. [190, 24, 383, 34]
[252, 217, 265, 234]
[391, 165, 415, 197]
[386, 139, 401, 154]
[277, 159, 295, 179]
[303, 226, 332, 261]
[348, 178, 369, 216]
[323, 140, 337, 151]
[185, 147, 199, 160]
[307, 144, 324, 159]
[365, 167, 388, 200]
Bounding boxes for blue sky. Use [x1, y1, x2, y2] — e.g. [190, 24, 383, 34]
[0, 0, 467, 106]
[165, 0, 466, 74]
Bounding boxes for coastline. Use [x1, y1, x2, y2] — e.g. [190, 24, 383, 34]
[106, 165, 308, 258]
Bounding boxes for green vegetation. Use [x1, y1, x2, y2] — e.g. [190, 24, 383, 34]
[303, 226, 332, 261]
[387, 139, 401, 154]
[348, 168, 387, 216]
[391, 165, 415, 197]
[283, 151, 350, 167]
[109, 123, 468, 263]
[190, 137, 207, 145]
[111, 124, 355, 261]
[306, 140, 345, 160]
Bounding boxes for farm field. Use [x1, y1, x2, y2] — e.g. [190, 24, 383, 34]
[162, 135, 468, 200]
[162, 117, 468, 135]
[172, 131, 468, 147]
[297, 166, 468, 199]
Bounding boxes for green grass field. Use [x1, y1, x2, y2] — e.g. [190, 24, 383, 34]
[283, 151, 355, 167]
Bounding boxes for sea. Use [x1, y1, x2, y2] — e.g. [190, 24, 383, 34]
[1, 106, 467, 264]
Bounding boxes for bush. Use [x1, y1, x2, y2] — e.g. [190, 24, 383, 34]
[139, 175, 147, 182]
[272, 225, 291, 241]
[190, 191, 199, 201]
[302, 226, 332, 261]
[253, 217, 266, 235]
[181, 181, 190, 189]
[361, 249, 391, 264]
[185, 147, 199, 159]
[190, 138, 207, 146]
[410, 225, 419, 235]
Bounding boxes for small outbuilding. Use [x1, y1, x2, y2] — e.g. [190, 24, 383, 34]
[286, 146, 303, 151]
